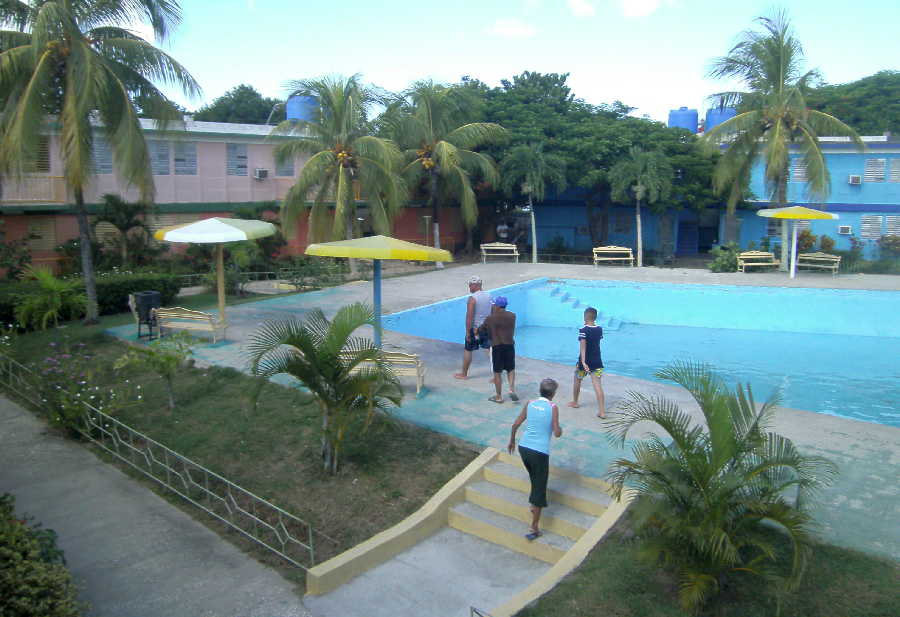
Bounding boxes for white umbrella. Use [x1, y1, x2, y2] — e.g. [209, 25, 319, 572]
[154, 217, 277, 323]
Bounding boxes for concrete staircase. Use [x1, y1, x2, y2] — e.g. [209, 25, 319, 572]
[448, 452, 612, 565]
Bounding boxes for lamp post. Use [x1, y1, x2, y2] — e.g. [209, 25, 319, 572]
[522, 183, 537, 264]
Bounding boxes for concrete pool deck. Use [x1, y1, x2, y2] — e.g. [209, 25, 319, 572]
[107, 263, 900, 563]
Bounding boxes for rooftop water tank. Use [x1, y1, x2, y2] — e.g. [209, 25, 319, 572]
[705, 107, 737, 132]
[668, 107, 698, 133]
[286, 95, 318, 122]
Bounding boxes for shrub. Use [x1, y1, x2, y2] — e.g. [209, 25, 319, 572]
[797, 228, 817, 252]
[545, 234, 569, 254]
[92, 273, 181, 315]
[1, 493, 81, 617]
[708, 242, 739, 272]
[115, 333, 194, 412]
[819, 234, 835, 253]
[15, 267, 87, 330]
[878, 234, 900, 257]
[606, 362, 837, 614]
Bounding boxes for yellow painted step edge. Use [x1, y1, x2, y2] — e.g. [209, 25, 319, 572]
[305, 447, 499, 596]
[489, 488, 637, 617]
[484, 467, 607, 517]
[464, 486, 587, 542]
[497, 450, 615, 493]
[447, 509, 564, 565]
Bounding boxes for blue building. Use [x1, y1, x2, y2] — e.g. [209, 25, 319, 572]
[528, 135, 900, 260]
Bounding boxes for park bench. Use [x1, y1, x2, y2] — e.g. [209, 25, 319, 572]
[343, 351, 426, 396]
[153, 307, 227, 343]
[592, 246, 635, 267]
[737, 251, 780, 273]
[797, 252, 841, 276]
[480, 242, 519, 263]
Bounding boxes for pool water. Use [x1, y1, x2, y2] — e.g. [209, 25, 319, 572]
[384, 278, 900, 427]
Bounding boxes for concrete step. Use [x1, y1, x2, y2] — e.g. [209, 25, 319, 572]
[496, 450, 615, 494]
[448, 501, 573, 564]
[484, 459, 611, 516]
[465, 480, 595, 541]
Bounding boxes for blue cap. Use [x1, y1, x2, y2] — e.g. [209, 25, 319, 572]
[492, 296, 508, 308]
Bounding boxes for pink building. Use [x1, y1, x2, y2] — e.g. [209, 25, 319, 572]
[1, 118, 466, 272]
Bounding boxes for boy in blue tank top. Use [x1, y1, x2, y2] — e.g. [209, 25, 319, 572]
[568, 306, 606, 418]
[508, 378, 563, 541]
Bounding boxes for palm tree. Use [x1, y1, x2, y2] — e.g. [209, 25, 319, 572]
[499, 143, 567, 263]
[273, 75, 405, 249]
[247, 303, 403, 474]
[384, 81, 506, 262]
[0, 0, 199, 322]
[705, 11, 863, 262]
[92, 193, 151, 266]
[609, 147, 672, 267]
[606, 361, 837, 614]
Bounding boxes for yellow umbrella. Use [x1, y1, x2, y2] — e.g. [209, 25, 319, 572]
[757, 206, 839, 278]
[306, 235, 453, 346]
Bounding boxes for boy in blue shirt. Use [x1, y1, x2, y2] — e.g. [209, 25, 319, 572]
[568, 307, 606, 418]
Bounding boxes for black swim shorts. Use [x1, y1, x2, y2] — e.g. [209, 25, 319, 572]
[491, 343, 515, 373]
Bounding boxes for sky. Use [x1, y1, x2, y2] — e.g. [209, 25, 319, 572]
[141, 0, 899, 124]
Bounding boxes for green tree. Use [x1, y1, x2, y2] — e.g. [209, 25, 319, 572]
[0, 0, 200, 322]
[247, 303, 403, 474]
[705, 12, 863, 260]
[193, 83, 283, 125]
[384, 81, 506, 258]
[609, 146, 672, 267]
[115, 332, 194, 412]
[499, 142, 567, 262]
[805, 70, 900, 136]
[274, 75, 405, 267]
[606, 361, 837, 614]
[92, 193, 151, 266]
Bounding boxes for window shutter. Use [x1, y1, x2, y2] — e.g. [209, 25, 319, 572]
[863, 159, 886, 182]
[93, 136, 113, 174]
[94, 222, 120, 246]
[766, 218, 781, 237]
[790, 160, 808, 182]
[27, 218, 57, 251]
[889, 159, 900, 183]
[28, 136, 51, 173]
[885, 216, 900, 236]
[226, 143, 248, 176]
[148, 214, 197, 234]
[148, 140, 170, 175]
[174, 142, 197, 175]
[275, 156, 295, 177]
[860, 215, 883, 239]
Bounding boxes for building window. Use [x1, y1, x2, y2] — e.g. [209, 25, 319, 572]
[766, 218, 781, 237]
[790, 160, 808, 182]
[147, 213, 197, 235]
[860, 215, 883, 239]
[886, 216, 900, 236]
[28, 136, 50, 173]
[889, 159, 900, 183]
[863, 158, 886, 183]
[27, 218, 57, 251]
[275, 156, 295, 177]
[174, 142, 197, 175]
[226, 143, 248, 176]
[148, 140, 170, 175]
[93, 136, 113, 174]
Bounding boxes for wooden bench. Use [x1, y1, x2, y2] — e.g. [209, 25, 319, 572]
[343, 351, 426, 396]
[737, 251, 781, 273]
[797, 252, 841, 276]
[593, 246, 634, 267]
[152, 307, 227, 343]
[480, 242, 519, 263]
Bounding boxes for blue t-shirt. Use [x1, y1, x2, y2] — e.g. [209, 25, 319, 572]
[577, 324, 603, 369]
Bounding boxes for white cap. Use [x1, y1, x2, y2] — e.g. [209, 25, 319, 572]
[468, 275, 482, 285]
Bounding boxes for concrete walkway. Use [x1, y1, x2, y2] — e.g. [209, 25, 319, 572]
[108, 263, 900, 563]
[0, 396, 309, 617]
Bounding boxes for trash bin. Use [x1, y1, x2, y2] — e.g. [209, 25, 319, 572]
[133, 290, 161, 338]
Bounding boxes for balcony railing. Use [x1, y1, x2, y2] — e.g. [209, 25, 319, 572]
[1, 175, 68, 203]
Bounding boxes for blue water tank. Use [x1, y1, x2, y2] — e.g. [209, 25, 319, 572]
[705, 107, 737, 132]
[667, 107, 698, 133]
[286, 95, 318, 122]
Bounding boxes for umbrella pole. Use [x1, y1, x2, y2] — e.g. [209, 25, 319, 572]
[216, 244, 226, 322]
[373, 259, 382, 348]
[790, 223, 799, 279]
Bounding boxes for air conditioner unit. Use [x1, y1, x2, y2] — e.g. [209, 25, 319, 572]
[847, 174, 862, 185]
[253, 168, 269, 180]
[837, 225, 852, 235]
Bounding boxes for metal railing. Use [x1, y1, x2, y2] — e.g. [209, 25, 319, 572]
[470, 607, 495, 617]
[0, 353, 336, 570]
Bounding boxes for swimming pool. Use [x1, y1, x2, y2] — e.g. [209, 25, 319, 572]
[384, 278, 900, 427]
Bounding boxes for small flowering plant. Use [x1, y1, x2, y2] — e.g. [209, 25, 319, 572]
[33, 340, 140, 436]
[0, 322, 19, 351]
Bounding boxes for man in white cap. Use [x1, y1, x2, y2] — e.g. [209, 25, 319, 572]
[454, 275, 492, 379]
